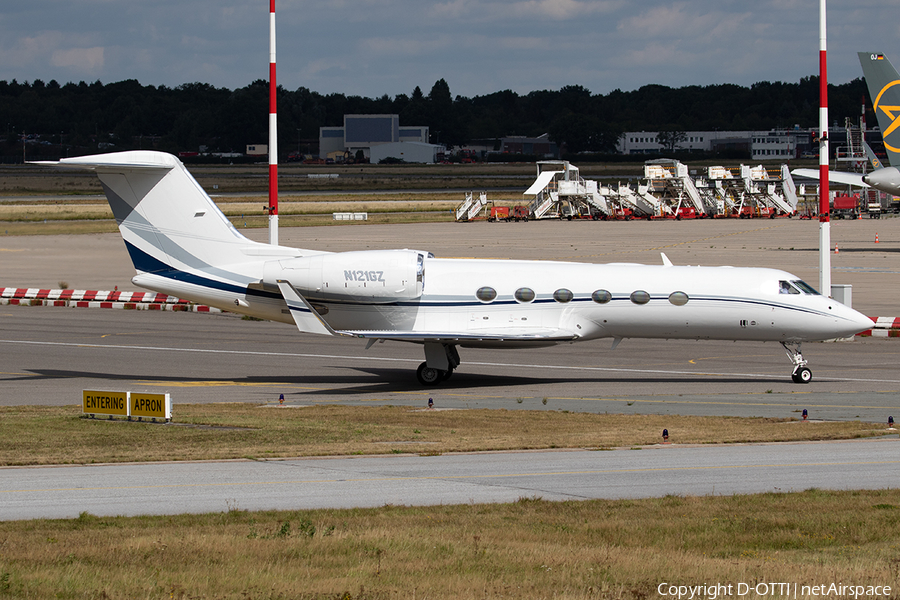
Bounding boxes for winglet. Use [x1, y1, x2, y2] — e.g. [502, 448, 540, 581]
[276, 280, 340, 337]
[661, 253, 673, 267]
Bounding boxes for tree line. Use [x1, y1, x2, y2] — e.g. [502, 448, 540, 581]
[0, 75, 869, 161]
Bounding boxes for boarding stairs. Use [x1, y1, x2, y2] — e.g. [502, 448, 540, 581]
[835, 119, 868, 170]
[456, 191, 490, 221]
[584, 180, 611, 216]
[524, 160, 611, 219]
[644, 160, 709, 216]
[740, 165, 796, 215]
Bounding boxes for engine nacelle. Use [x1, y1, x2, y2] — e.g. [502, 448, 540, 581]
[263, 249, 427, 304]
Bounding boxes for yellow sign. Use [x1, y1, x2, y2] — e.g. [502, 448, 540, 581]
[82, 390, 128, 416]
[130, 392, 170, 419]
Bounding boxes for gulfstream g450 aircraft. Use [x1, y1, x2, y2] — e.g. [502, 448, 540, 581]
[42, 151, 871, 385]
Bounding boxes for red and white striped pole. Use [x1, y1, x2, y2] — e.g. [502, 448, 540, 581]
[818, 0, 830, 295]
[268, 0, 279, 246]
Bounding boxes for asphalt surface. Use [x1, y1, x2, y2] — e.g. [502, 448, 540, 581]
[2, 439, 898, 521]
[2, 217, 900, 518]
[2, 308, 900, 421]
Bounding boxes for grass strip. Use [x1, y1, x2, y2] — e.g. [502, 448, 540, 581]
[0, 489, 898, 598]
[0, 404, 890, 466]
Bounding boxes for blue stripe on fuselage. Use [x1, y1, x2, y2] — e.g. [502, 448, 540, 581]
[125, 241, 280, 299]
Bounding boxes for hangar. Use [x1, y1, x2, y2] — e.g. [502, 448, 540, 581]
[319, 114, 438, 163]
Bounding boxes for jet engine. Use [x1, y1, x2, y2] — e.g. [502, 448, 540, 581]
[263, 249, 428, 304]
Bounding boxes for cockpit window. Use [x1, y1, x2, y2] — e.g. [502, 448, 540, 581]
[792, 280, 820, 295]
[779, 280, 800, 295]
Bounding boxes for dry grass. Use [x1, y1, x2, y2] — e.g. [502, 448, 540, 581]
[0, 404, 890, 466]
[0, 489, 898, 598]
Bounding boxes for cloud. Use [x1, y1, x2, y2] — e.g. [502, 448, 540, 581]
[433, 0, 624, 22]
[359, 34, 455, 57]
[617, 2, 750, 41]
[50, 47, 105, 72]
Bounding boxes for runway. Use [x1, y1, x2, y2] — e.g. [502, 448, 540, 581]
[1, 438, 897, 521]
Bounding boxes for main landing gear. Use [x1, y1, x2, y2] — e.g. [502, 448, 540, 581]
[782, 342, 812, 384]
[416, 362, 453, 385]
[416, 342, 460, 386]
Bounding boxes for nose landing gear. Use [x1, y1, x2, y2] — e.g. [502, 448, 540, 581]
[782, 342, 812, 383]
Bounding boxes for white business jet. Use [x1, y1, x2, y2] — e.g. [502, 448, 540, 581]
[42, 151, 871, 385]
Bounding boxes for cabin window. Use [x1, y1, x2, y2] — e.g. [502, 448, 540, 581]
[514, 287, 535, 303]
[475, 286, 497, 302]
[592, 289, 611, 304]
[792, 280, 820, 295]
[553, 288, 573, 303]
[630, 290, 651, 305]
[668, 291, 689, 306]
[779, 280, 800, 295]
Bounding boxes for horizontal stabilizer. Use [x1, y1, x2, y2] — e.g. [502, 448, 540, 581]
[33, 151, 178, 172]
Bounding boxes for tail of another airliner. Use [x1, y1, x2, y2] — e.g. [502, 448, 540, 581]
[859, 52, 900, 167]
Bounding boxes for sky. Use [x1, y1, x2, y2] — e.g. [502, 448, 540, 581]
[1, 0, 898, 99]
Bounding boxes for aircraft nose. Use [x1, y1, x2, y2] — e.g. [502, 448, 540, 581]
[835, 303, 874, 337]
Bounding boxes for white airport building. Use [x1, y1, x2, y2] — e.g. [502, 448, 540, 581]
[619, 129, 804, 160]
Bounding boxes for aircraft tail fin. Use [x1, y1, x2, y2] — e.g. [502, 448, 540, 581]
[858, 52, 900, 167]
[864, 140, 884, 170]
[44, 151, 268, 278]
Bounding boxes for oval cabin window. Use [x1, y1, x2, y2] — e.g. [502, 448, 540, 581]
[668, 291, 689, 306]
[592, 289, 612, 304]
[475, 287, 497, 302]
[514, 287, 535, 303]
[553, 289, 573, 303]
[630, 290, 651, 305]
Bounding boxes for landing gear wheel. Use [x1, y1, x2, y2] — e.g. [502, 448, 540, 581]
[416, 362, 444, 386]
[441, 367, 454, 381]
[792, 366, 812, 384]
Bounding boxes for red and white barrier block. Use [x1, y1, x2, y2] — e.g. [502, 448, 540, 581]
[0, 287, 222, 313]
[858, 317, 900, 338]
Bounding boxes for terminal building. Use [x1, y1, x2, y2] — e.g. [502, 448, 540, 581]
[618, 129, 810, 160]
[319, 114, 440, 163]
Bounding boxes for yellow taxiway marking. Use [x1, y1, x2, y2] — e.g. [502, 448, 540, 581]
[137, 380, 321, 390]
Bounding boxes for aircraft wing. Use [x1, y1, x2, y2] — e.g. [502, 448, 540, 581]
[276, 280, 578, 343]
[791, 168, 867, 188]
[337, 330, 579, 343]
